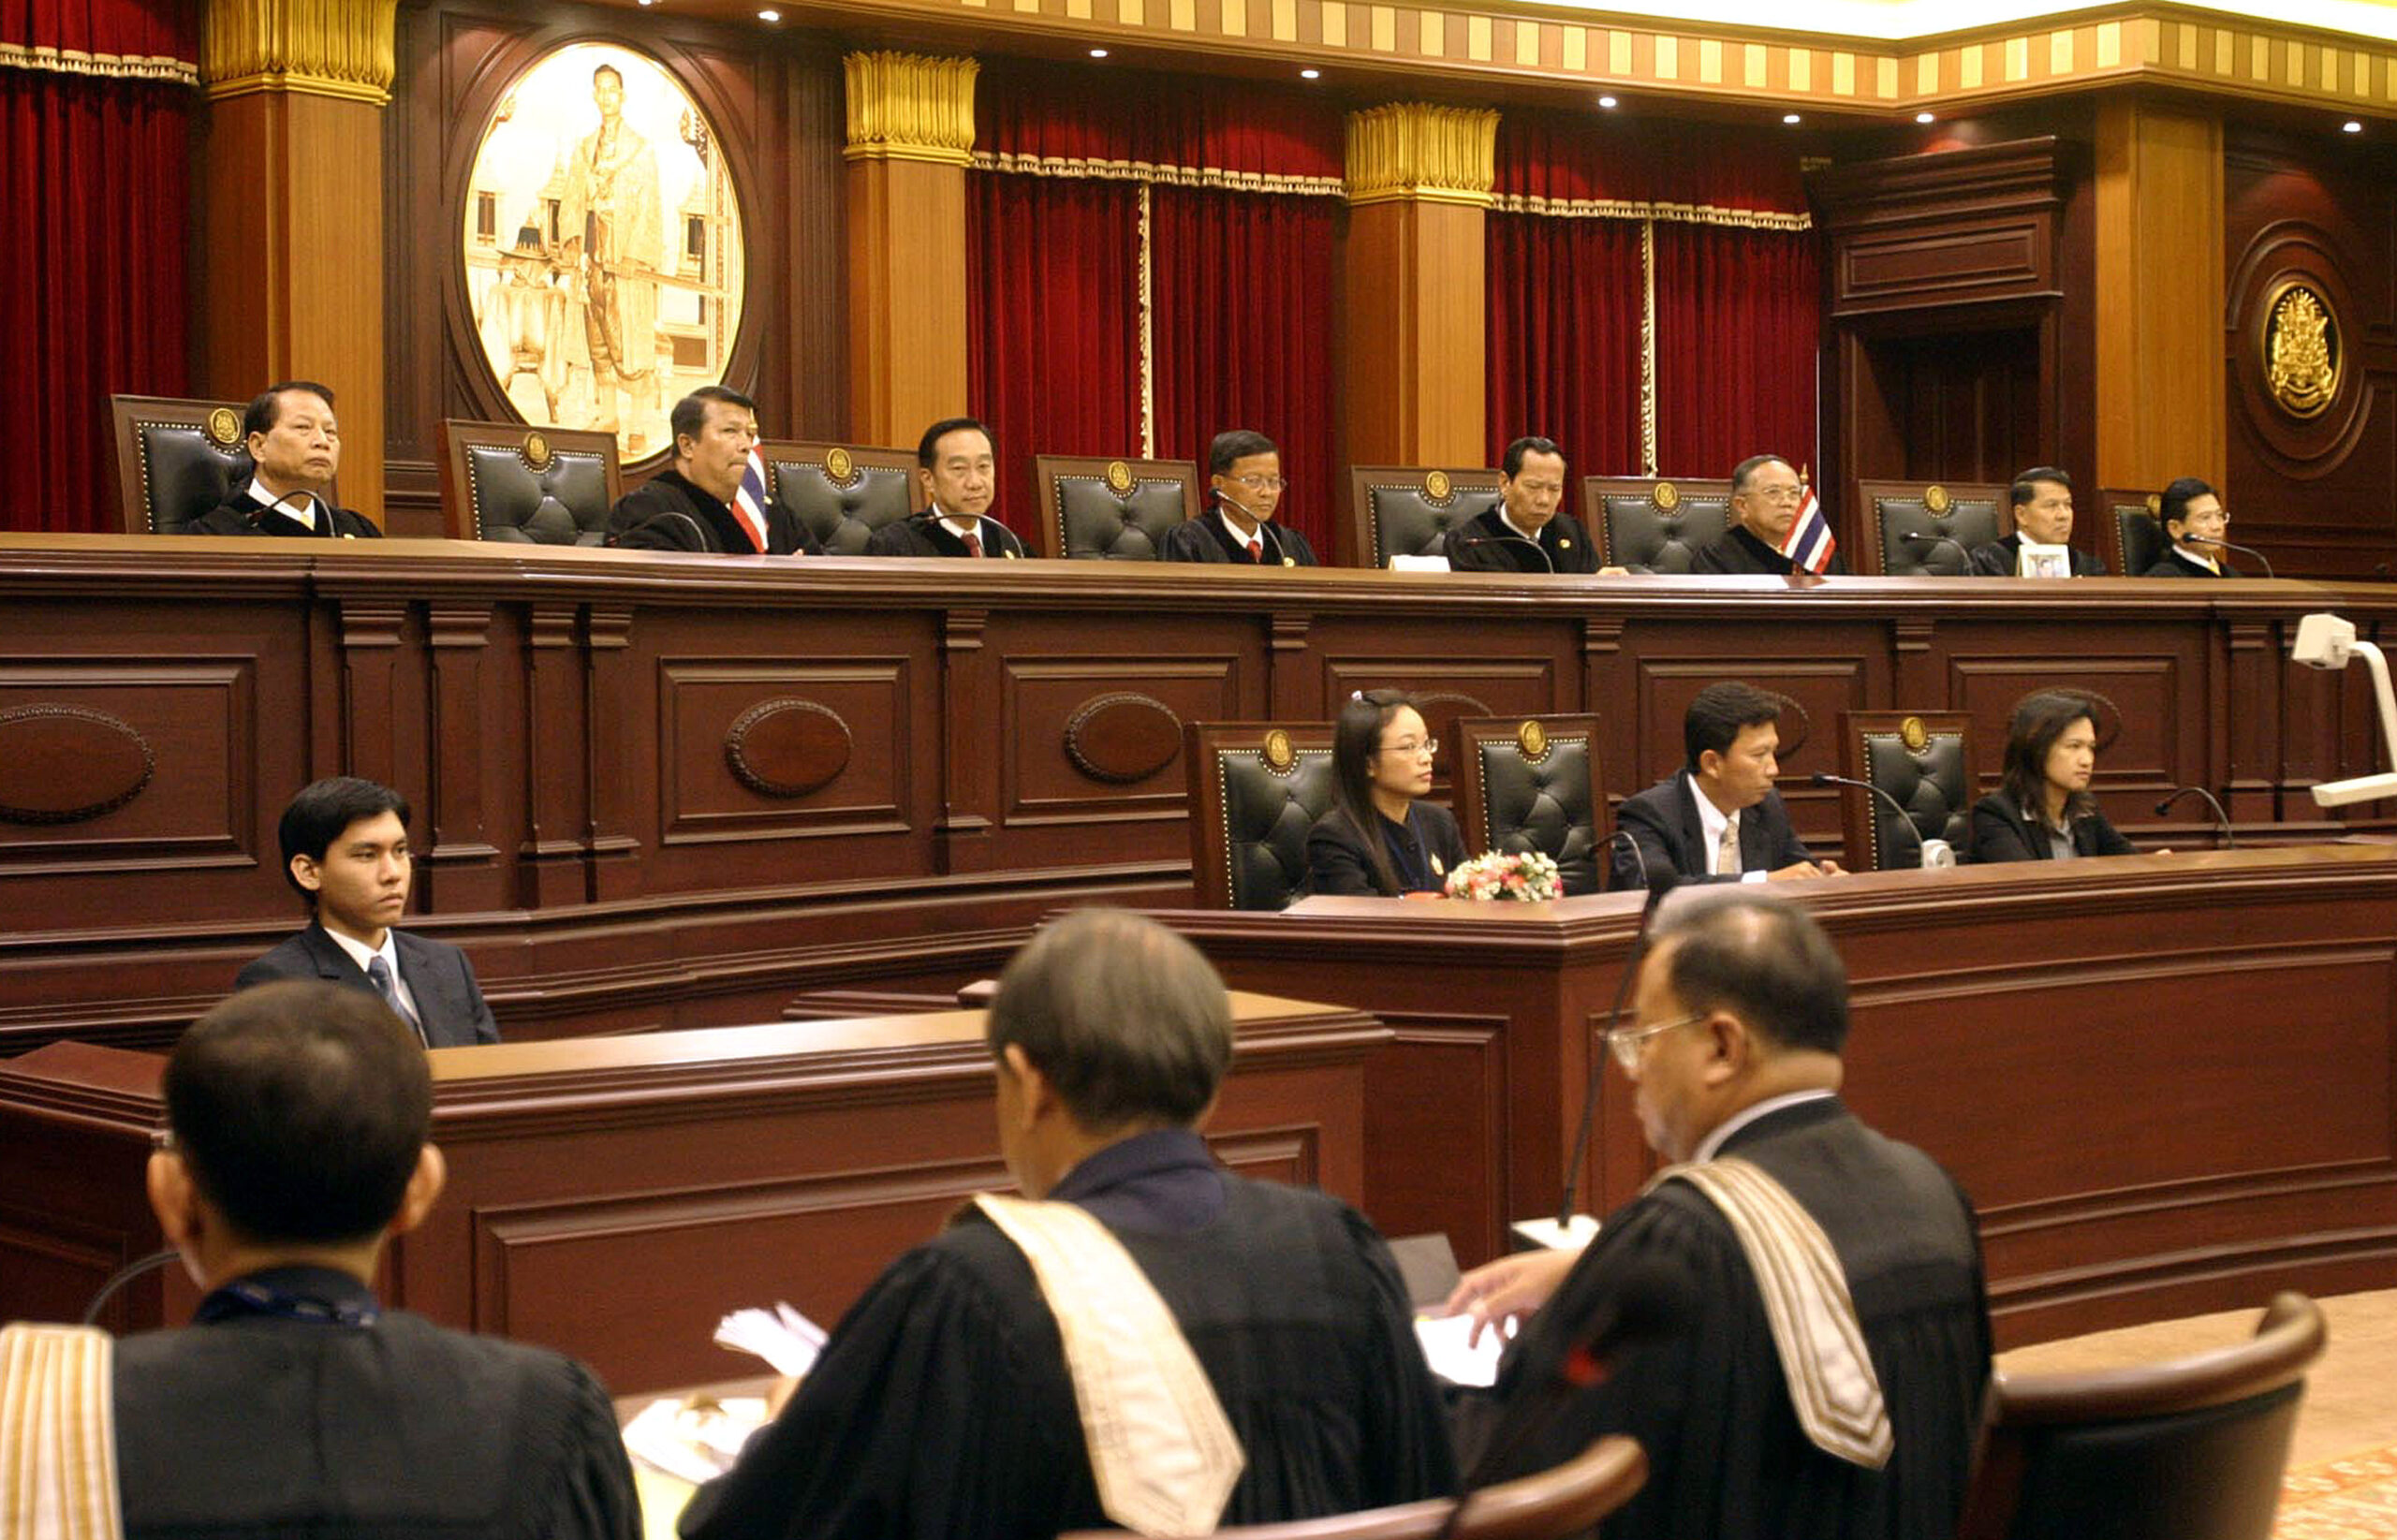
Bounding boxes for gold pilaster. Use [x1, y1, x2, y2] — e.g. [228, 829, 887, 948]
[1344, 103, 1498, 209]
[844, 51, 978, 166]
[201, 0, 395, 104]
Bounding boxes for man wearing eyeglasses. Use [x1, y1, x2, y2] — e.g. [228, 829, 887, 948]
[1442, 894, 1990, 1540]
[1158, 429, 1319, 566]
[1691, 453, 1851, 576]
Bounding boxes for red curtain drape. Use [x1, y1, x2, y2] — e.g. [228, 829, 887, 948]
[1484, 213, 1645, 480]
[3, 0, 195, 534]
[1652, 222, 1820, 481]
[965, 174, 1142, 535]
[977, 61, 1343, 181]
[1149, 186, 1337, 559]
[1493, 109, 1810, 211]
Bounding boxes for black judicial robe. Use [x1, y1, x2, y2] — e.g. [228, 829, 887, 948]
[1966, 534, 2109, 578]
[680, 1129, 1455, 1540]
[1690, 522, 1849, 577]
[1305, 802, 1468, 897]
[607, 468, 821, 555]
[185, 491, 382, 539]
[2142, 548, 2239, 579]
[863, 512, 1023, 558]
[1445, 507, 1601, 575]
[1463, 1098, 1990, 1540]
[1157, 514, 1320, 566]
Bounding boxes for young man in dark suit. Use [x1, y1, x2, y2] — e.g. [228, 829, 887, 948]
[1610, 682, 1846, 892]
[236, 778, 500, 1047]
[184, 382, 382, 539]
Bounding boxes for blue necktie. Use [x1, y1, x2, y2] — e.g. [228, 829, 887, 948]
[366, 955, 427, 1046]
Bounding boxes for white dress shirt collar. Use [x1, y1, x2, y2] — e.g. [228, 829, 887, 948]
[1694, 1089, 1837, 1164]
[248, 479, 318, 530]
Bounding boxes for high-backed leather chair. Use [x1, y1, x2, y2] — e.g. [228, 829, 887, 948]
[1581, 477, 1731, 572]
[110, 394, 250, 535]
[1854, 480, 2007, 576]
[1058, 1436, 1644, 1540]
[1956, 1292, 2325, 1540]
[2099, 487, 2165, 578]
[1349, 466, 1503, 569]
[1836, 711, 1975, 870]
[1185, 722, 1338, 911]
[437, 420, 621, 545]
[1451, 714, 1607, 896]
[757, 441, 917, 554]
[1032, 454, 1198, 560]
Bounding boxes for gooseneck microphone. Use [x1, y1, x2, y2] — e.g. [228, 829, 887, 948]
[82, 1247, 180, 1326]
[1212, 491, 1288, 565]
[1810, 772, 1954, 868]
[2154, 785, 2236, 848]
[1896, 529, 1969, 572]
[2207, 537, 2275, 580]
[923, 505, 1028, 559]
[1552, 842, 1676, 1231]
[1448, 530, 1556, 573]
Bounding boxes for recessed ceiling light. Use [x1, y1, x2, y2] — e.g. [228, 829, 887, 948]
[1300, 66, 1321, 79]
[1783, 112, 1801, 125]
[637, 0, 656, 7]
[2344, 120, 2363, 133]
[1916, 110, 1935, 124]
[757, 7, 780, 19]
[1598, 95, 1618, 109]
[1089, 47, 1109, 56]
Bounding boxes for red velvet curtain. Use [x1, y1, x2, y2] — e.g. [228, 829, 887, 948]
[1149, 186, 1337, 559]
[2, 0, 196, 533]
[965, 174, 1142, 535]
[1493, 109, 1810, 210]
[977, 61, 1343, 181]
[1652, 222, 1820, 481]
[1484, 214, 1645, 480]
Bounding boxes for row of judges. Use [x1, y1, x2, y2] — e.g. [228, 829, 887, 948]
[185, 380, 2249, 579]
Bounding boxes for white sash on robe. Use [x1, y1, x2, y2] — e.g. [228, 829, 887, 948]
[0, 1322, 124, 1540]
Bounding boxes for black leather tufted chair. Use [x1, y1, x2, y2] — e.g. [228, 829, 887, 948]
[110, 394, 254, 535]
[1581, 477, 1731, 572]
[1451, 714, 1606, 896]
[439, 420, 621, 544]
[1185, 722, 1339, 910]
[1836, 711, 1976, 869]
[1032, 455, 1199, 560]
[1956, 1292, 2324, 1540]
[2100, 489, 2165, 578]
[759, 442, 918, 554]
[1854, 481, 2007, 576]
[1347, 466, 1504, 568]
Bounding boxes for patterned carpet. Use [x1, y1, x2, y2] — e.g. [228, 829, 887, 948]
[2282, 1445, 2397, 1539]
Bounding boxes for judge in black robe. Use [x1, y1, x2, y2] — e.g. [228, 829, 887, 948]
[609, 467, 820, 554]
[1161, 429, 1320, 566]
[864, 510, 1026, 557]
[1967, 534, 2108, 577]
[187, 483, 383, 538]
[1158, 505, 1320, 565]
[1691, 521, 1850, 576]
[1446, 506, 1599, 574]
[2143, 547, 2238, 578]
[183, 383, 383, 538]
[2143, 477, 2241, 577]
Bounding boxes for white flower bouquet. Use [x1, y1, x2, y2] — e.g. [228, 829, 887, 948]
[1442, 849, 1562, 902]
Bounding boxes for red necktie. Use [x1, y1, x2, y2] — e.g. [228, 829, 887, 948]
[963, 529, 984, 558]
[1247, 537, 1262, 562]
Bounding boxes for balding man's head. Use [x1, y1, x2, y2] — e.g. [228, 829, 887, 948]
[1653, 892, 1850, 1057]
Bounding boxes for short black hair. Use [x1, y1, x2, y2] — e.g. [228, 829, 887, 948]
[919, 417, 993, 469]
[2010, 467, 2072, 508]
[242, 382, 336, 439]
[1208, 430, 1279, 477]
[986, 908, 1233, 1130]
[1684, 682, 1782, 772]
[2159, 476, 2218, 536]
[1652, 892, 1849, 1056]
[1503, 436, 1565, 478]
[277, 777, 409, 905]
[166, 980, 433, 1245]
[1730, 453, 1791, 493]
[669, 386, 757, 455]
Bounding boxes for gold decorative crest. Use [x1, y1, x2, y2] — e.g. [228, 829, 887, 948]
[522, 432, 551, 470]
[1424, 470, 1453, 502]
[1653, 480, 1680, 511]
[2265, 281, 2339, 420]
[825, 447, 855, 483]
[1518, 719, 1549, 761]
[1261, 728, 1296, 772]
[205, 407, 241, 447]
[1924, 485, 1951, 515]
[2145, 492, 2162, 516]
[1106, 460, 1134, 494]
[1900, 715, 1929, 754]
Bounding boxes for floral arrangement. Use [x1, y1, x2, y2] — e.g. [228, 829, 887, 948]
[1443, 850, 1562, 902]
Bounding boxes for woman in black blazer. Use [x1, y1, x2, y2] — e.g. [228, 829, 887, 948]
[1970, 691, 2144, 862]
[1305, 689, 1468, 896]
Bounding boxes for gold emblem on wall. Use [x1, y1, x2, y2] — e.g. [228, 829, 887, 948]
[1518, 719, 1549, 761]
[1653, 481, 1680, 511]
[1900, 716, 1930, 754]
[205, 407, 241, 447]
[2145, 492, 2162, 516]
[825, 447, 855, 484]
[1924, 485, 1951, 515]
[1261, 728, 1296, 772]
[1424, 470, 1453, 502]
[522, 431, 552, 470]
[2265, 281, 2340, 420]
[1106, 460, 1135, 494]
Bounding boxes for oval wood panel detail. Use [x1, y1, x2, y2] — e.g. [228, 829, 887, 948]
[1065, 693, 1184, 784]
[1766, 692, 1812, 759]
[726, 698, 853, 798]
[0, 705, 155, 824]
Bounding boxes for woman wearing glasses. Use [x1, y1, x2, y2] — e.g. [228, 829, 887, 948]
[1306, 689, 1468, 897]
[1158, 429, 1321, 566]
[1970, 691, 2146, 862]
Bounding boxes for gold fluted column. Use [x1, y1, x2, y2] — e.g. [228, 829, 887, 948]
[199, 0, 396, 524]
[1341, 103, 1497, 518]
[845, 52, 977, 449]
[2094, 95, 2226, 491]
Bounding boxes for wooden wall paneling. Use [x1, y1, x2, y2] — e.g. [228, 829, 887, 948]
[582, 605, 640, 900]
[521, 601, 591, 909]
[424, 600, 505, 911]
[937, 608, 996, 873]
[2224, 613, 2282, 825]
[1268, 612, 1316, 720]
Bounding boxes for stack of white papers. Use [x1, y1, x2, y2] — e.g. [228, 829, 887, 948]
[1414, 1312, 1512, 1388]
[713, 1302, 829, 1377]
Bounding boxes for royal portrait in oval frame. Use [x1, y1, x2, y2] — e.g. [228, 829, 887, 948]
[461, 42, 748, 463]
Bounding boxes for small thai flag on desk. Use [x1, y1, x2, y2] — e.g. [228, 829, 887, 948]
[731, 448, 773, 554]
[1777, 482, 1837, 574]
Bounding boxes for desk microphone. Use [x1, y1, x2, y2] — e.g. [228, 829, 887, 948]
[1810, 773, 1955, 868]
[1896, 529, 1968, 572]
[1211, 491, 1289, 566]
[1448, 531, 1555, 573]
[2206, 537, 2275, 580]
[82, 1247, 180, 1326]
[2154, 785, 2236, 848]
[1552, 848, 1677, 1231]
[921, 507, 1029, 560]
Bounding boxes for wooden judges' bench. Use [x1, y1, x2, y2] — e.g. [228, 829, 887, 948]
[0, 992, 1382, 1394]
[1151, 843, 2397, 1348]
[3, 532, 2394, 1054]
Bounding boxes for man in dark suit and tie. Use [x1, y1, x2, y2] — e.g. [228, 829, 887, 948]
[1610, 682, 1846, 892]
[236, 778, 500, 1047]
